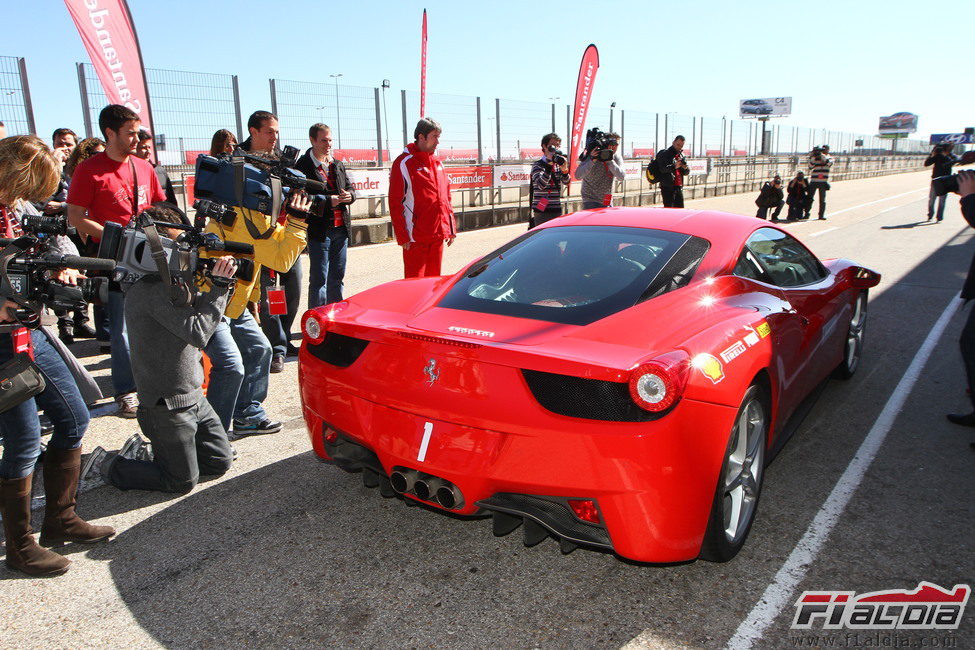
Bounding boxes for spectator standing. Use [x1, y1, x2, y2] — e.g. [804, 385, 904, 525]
[924, 143, 957, 222]
[389, 118, 456, 278]
[575, 132, 625, 210]
[136, 130, 177, 204]
[201, 110, 307, 435]
[0, 135, 114, 576]
[66, 105, 166, 418]
[786, 172, 809, 221]
[656, 136, 690, 208]
[805, 146, 832, 220]
[755, 175, 785, 221]
[294, 123, 356, 309]
[209, 129, 237, 157]
[529, 133, 570, 225]
[90, 205, 236, 494]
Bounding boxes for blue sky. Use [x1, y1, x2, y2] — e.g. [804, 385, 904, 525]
[3, 0, 972, 146]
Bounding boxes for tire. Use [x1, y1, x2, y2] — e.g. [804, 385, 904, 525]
[834, 291, 868, 380]
[699, 385, 768, 562]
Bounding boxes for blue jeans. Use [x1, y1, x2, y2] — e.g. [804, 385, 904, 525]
[108, 289, 136, 396]
[259, 263, 303, 356]
[307, 226, 349, 309]
[0, 330, 90, 479]
[203, 311, 270, 430]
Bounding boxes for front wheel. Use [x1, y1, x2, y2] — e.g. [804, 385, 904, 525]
[834, 291, 868, 379]
[699, 385, 768, 562]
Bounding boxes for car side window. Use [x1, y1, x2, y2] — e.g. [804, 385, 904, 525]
[743, 228, 828, 288]
[733, 248, 771, 283]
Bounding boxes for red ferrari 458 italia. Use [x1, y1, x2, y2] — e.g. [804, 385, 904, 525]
[298, 208, 880, 563]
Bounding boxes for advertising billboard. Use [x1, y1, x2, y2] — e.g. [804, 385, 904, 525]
[739, 97, 792, 118]
[878, 112, 918, 135]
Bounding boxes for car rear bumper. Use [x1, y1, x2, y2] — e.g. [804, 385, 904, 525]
[299, 353, 740, 563]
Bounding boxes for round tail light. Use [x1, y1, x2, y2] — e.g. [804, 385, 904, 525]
[628, 351, 690, 412]
[301, 301, 350, 346]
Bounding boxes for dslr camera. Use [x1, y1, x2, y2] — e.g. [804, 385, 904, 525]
[547, 145, 567, 167]
[583, 128, 617, 162]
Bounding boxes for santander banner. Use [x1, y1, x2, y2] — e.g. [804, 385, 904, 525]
[445, 165, 492, 190]
[345, 169, 389, 198]
[568, 45, 599, 183]
[494, 164, 532, 188]
[64, 0, 154, 133]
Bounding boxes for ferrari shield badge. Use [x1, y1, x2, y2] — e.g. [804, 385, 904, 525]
[423, 358, 440, 386]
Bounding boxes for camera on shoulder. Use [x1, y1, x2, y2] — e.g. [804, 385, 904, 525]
[583, 128, 616, 162]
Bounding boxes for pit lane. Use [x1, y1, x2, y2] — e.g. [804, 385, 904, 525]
[3, 170, 973, 649]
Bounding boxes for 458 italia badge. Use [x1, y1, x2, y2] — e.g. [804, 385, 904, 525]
[423, 359, 440, 386]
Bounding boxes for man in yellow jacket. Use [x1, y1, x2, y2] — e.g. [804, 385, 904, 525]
[201, 111, 308, 437]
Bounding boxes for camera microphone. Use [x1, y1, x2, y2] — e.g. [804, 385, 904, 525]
[51, 255, 117, 272]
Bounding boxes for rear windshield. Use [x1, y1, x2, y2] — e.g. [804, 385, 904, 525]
[438, 225, 709, 325]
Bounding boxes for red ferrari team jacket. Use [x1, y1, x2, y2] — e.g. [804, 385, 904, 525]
[389, 143, 456, 245]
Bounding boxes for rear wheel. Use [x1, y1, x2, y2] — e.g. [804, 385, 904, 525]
[834, 291, 868, 379]
[700, 385, 768, 562]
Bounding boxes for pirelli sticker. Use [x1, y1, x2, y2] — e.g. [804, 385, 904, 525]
[715, 320, 772, 370]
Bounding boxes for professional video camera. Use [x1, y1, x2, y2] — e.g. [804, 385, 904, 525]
[97, 211, 256, 290]
[20, 213, 75, 237]
[0, 235, 115, 328]
[582, 128, 617, 162]
[194, 145, 328, 219]
[931, 151, 975, 197]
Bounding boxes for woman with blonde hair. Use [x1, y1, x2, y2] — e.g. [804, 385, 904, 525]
[0, 135, 114, 576]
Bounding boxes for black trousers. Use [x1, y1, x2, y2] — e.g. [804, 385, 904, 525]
[259, 262, 304, 357]
[960, 303, 975, 408]
[756, 201, 785, 220]
[806, 182, 828, 217]
[529, 207, 562, 228]
[661, 185, 684, 208]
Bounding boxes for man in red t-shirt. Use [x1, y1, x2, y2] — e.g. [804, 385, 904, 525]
[67, 104, 165, 418]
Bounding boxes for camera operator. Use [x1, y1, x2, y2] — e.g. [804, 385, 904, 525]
[786, 171, 809, 221]
[925, 143, 958, 222]
[389, 118, 457, 277]
[805, 145, 833, 220]
[755, 175, 785, 222]
[87, 204, 237, 494]
[656, 136, 690, 208]
[575, 130, 625, 210]
[136, 129, 177, 205]
[530, 133, 570, 226]
[294, 123, 355, 309]
[943, 171, 975, 435]
[66, 105, 167, 418]
[201, 110, 308, 435]
[0, 135, 114, 576]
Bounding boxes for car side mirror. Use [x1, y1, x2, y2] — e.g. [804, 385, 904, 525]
[850, 267, 881, 289]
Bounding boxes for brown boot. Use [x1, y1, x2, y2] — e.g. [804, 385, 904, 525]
[39, 446, 115, 546]
[1, 474, 70, 576]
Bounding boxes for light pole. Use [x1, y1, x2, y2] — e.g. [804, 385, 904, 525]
[330, 73, 343, 149]
[547, 96, 559, 133]
[609, 101, 616, 132]
[315, 105, 327, 124]
[381, 79, 391, 161]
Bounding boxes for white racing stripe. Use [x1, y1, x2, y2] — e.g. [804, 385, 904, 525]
[722, 294, 963, 650]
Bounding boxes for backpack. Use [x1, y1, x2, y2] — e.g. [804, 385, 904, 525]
[645, 156, 661, 184]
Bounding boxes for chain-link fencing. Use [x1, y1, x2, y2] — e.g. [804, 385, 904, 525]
[0, 55, 35, 136]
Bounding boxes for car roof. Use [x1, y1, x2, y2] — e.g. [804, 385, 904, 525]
[537, 207, 770, 272]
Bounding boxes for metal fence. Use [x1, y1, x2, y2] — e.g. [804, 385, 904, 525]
[0, 56, 35, 136]
[77, 62, 242, 164]
[403, 90, 480, 160]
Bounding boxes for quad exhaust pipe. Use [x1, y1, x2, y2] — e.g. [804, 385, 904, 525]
[389, 467, 464, 510]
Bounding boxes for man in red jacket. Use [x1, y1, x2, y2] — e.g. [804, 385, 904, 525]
[389, 118, 457, 278]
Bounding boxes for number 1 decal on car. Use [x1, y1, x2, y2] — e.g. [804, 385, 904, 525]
[417, 422, 433, 462]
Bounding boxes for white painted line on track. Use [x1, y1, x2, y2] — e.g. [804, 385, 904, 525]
[808, 227, 838, 238]
[722, 294, 963, 650]
[824, 189, 924, 218]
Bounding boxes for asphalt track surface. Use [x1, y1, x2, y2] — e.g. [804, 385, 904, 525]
[3, 170, 973, 649]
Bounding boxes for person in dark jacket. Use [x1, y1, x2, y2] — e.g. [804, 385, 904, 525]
[924, 144, 957, 222]
[136, 130, 177, 205]
[656, 136, 689, 208]
[294, 123, 356, 309]
[946, 170, 975, 429]
[786, 172, 808, 221]
[755, 175, 784, 221]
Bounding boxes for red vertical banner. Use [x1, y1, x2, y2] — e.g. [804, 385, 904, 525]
[64, 0, 155, 145]
[420, 9, 428, 118]
[568, 44, 600, 184]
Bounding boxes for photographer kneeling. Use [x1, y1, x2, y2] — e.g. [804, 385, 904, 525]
[91, 204, 238, 494]
[575, 129, 625, 210]
[0, 135, 114, 576]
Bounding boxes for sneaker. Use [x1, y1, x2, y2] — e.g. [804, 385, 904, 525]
[270, 355, 285, 374]
[119, 433, 147, 460]
[80, 446, 119, 485]
[135, 440, 153, 462]
[115, 392, 138, 419]
[233, 418, 283, 436]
